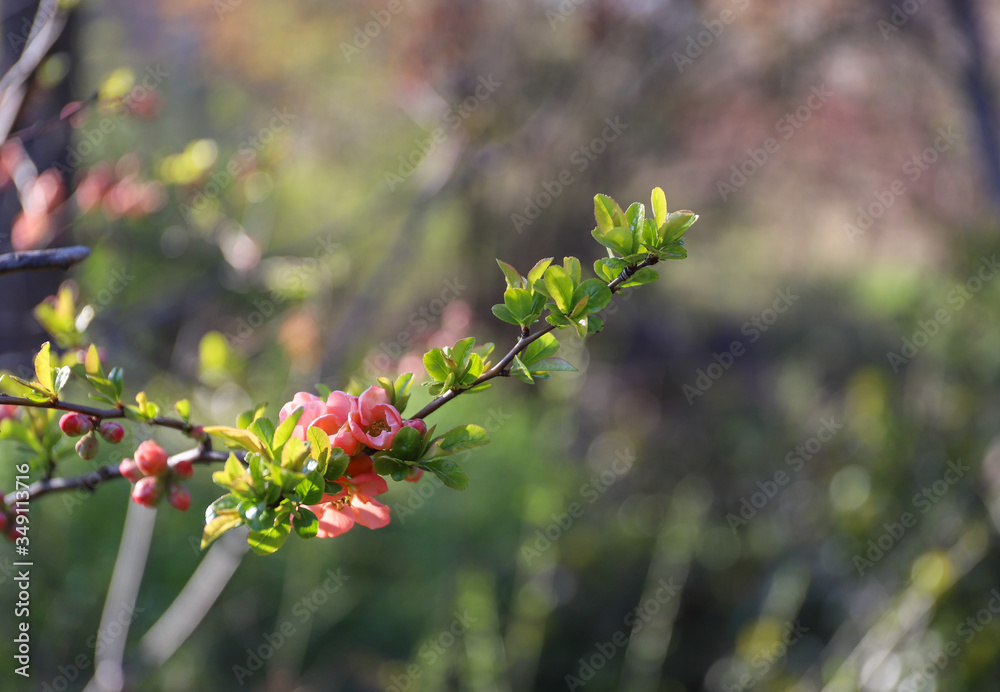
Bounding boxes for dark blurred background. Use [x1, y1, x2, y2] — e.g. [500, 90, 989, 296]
[3, 0, 1000, 690]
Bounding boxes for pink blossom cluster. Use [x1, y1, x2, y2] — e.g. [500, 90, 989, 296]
[278, 386, 426, 539]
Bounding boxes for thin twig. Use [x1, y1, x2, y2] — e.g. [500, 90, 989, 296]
[412, 254, 659, 420]
[0, 393, 193, 432]
[0, 246, 91, 274]
[1, 447, 229, 505]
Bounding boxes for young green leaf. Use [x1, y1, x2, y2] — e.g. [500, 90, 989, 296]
[544, 266, 574, 314]
[423, 348, 454, 382]
[423, 458, 469, 490]
[273, 406, 304, 450]
[247, 522, 291, 556]
[437, 424, 490, 452]
[34, 342, 53, 393]
[202, 426, 271, 458]
[496, 259, 524, 289]
[572, 279, 612, 314]
[509, 354, 534, 384]
[492, 304, 520, 326]
[527, 257, 554, 284]
[651, 187, 668, 227]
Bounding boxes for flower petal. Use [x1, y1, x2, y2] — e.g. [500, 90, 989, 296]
[351, 472, 388, 497]
[352, 496, 391, 530]
[310, 503, 356, 538]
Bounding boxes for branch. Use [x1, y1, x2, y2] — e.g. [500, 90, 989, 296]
[2, 447, 229, 505]
[0, 246, 91, 274]
[0, 393, 194, 433]
[412, 254, 660, 420]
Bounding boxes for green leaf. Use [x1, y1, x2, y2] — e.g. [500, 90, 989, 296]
[281, 435, 309, 471]
[249, 417, 276, 449]
[308, 426, 331, 467]
[53, 366, 71, 395]
[591, 226, 635, 257]
[660, 211, 698, 243]
[34, 342, 53, 393]
[509, 354, 534, 384]
[273, 406, 303, 450]
[594, 258, 618, 283]
[521, 333, 560, 365]
[563, 256, 581, 286]
[450, 337, 476, 369]
[202, 426, 270, 458]
[496, 259, 524, 289]
[373, 454, 407, 477]
[423, 458, 469, 490]
[641, 218, 659, 250]
[651, 187, 668, 227]
[109, 367, 124, 399]
[530, 357, 577, 373]
[295, 468, 326, 505]
[293, 508, 318, 539]
[544, 266, 574, 314]
[324, 449, 350, 480]
[527, 258, 553, 284]
[236, 403, 268, 430]
[391, 424, 424, 461]
[248, 522, 291, 556]
[594, 194, 625, 232]
[573, 279, 612, 314]
[175, 399, 191, 422]
[437, 424, 490, 452]
[423, 348, 453, 382]
[587, 316, 604, 334]
[84, 343, 102, 377]
[492, 304, 520, 326]
[201, 514, 243, 550]
[504, 288, 535, 322]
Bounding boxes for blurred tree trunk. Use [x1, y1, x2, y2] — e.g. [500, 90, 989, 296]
[0, 0, 77, 373]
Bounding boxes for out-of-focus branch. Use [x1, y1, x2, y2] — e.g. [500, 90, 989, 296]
[0, 0, 67, 141]
[1, 447, 229, 505]
[0, 246, 90, 274]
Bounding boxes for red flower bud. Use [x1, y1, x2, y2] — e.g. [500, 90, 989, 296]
[135, 440, 168, 476]
[75, 433, 99, 460]
[131, 476, 162, 507]
[59, 412, 93, 436]
[402, 419, 427, 437]
[98, 420, 125, 444]
[0, 513, 7, 533]
[119, 458, 142, 483]
[404, 467, 424, 483]
[169, 457, 194, 478]
[167, 483, 191, 511]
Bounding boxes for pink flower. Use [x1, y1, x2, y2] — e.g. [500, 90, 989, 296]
[306, 473, 391, 538]
[278, 390, 360, 455]
[348, 386, 403, 450]
[0, 405, 17, 421]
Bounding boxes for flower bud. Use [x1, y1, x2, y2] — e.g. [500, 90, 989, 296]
[169, 457, 194, 478]
[131, 476, 162, 507]
[405, 467, 424, 483]
[75, 433, 99, 460]
[135, 440, 168, 476]
[119, 458, 142, 483]
[167, 483, 191, 511]
[402, 419, 428, 437]
[59, 412, 93, 436]
[98, 420, 125, 444]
